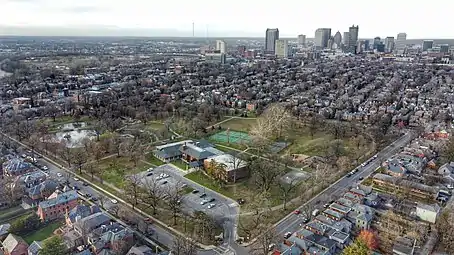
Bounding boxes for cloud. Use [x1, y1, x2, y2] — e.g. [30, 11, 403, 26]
[60, 5, 102, 13]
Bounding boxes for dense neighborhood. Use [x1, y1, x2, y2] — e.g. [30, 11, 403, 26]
[0, 36, 454, 255]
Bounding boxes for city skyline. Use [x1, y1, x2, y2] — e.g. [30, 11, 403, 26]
[1, 0, 453, 38]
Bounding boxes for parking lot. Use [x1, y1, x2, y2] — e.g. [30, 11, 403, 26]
[135, 164, 238, 222]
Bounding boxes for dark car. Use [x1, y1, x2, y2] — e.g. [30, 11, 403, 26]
[208, 198, 215, 202]
[84, 193, 92, 198]
[199, 193, 207, 198]
[82, 182, 89, 186]
[359, 177, 364, 181]
[192, 190, 200, 194]
[146, 172, 154, 176]
[73, 185, 80, 190]
[237, 198, 246, 205]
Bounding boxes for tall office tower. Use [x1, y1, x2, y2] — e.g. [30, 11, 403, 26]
[314, 28, 331, 48]
[297, 34, 306, 47]
[347, 25, 359, 53]
[265, 28, 279, 53]
[384, 37, 395, 53]
[333, 31, 342, 48]
[356, 40, 364, 53]
[275, 39, 289, 58]
[422, 40, 434, 51]
[216, 40, 227, 54]
[327, 37, 335, 49]
[373, 37, 381, 49]
[343, 32, 350, 48]
[364, 40, 370, 51]
[395, 33, 407, 51]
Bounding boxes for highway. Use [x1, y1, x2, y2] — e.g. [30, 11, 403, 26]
[250, 132, 413, 248]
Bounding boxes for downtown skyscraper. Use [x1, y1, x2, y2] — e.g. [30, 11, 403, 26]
[347, 25, 359, 54]
[265, 28, 279, 53]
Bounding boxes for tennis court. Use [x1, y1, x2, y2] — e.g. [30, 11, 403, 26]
[209, 130, 251, 144]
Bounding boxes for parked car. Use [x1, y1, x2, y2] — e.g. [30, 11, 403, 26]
[192, 190, 200, 194]
[82, 182, 89, 186]
[200, 199, 209, 205]
[208, 198, 215, 202]
[293, 210, 301, 215]
[199, 193, 207, 198]
[237, 198, 246, 205]
[111, 199, 118, 204]
[284, 232, 292, 239]
[56, 173, 63, 177]
[208, 203, 216, 209]
[147, 172, 154, 176]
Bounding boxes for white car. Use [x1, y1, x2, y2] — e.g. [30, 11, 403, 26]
[56, 173, 63, 177]
[147, 168, 154, 172]
[111, 199, 118, 204]
[208, 203, 216, 209]
[200, 199, 209, 205]
[42, 166, 49, 171]
[74, 177, 80, 181]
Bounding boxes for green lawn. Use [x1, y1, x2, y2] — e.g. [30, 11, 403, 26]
[98, 156, 148, 188]
[218, 118, 257, 132]
[24, 221, 63, 244]
[146, 153, 165, 166]
[146, 122, 166, 130]
[172, 159, 188, 170]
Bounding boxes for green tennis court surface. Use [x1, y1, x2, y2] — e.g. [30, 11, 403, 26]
[209, 130, 251, 144]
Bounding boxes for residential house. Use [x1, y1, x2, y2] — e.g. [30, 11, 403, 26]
[66, 205, 101, 227]
[383, 159, 407, 177]
[63, 229, 84, 252]
[372, 173, 439, 199]
[347, 203, 374, 230]
[0, 224, 10, 241]
[87, 223, 134, 254]
[126, 245, 155, 255]
[37, 190, 79, 221]
[415, 203, 440, 223]
[2, 159, 34, 177]
[203, 154, 248, 183]
[24, 180, 59, 208]
[74, 212, 111, 236]
[438, 162, 454, 176]
[393, 236, 415, 255]
[1, 234, 29, 255]
[27, 241, 42, 255]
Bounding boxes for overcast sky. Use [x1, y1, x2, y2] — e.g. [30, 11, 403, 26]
[0, 0, 452, 38]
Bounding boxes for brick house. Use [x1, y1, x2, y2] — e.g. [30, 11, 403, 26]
[37, 190, 79, 221]
[1, 234, 29, 255]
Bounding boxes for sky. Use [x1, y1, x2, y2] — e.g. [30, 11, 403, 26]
[0, 0, 453, 38]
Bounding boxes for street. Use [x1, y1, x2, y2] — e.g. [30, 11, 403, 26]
[260, 132, 413, 244]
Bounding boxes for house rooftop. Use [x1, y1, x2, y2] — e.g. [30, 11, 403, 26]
[205, 154, 247, 171]
[39, 190, 78, 209]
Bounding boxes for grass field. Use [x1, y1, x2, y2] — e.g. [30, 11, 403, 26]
[145, 153, 166, 166]
[146, 122, 166, 130]
[218, 118, 257, 132]
[24, 221, 63, 244]
[98, 156, 148, 187]
[172, 159, 188, 170]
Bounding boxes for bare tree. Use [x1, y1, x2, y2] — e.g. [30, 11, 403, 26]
[84, 162, 98, 181]
[111, 134, 123, 157]
[97, 195, 107, 209]
[250, 229, 278, 255]
[27, 134, 41, 158]
[108, 205, 120, 217]
[193, 211, 219, 243]
[250, 104, 292, 140]
[72, 149, 88, 174]
[249, 157, 284, 193]
[58, 141, 72, 167]
[165, 182, 183, 225]
[0, 176, 24, 206]
[124, 174, 142, 210]
[278, 179, 299, 210]
[142, 178, 163, 215]
[172, 235, 197, 255]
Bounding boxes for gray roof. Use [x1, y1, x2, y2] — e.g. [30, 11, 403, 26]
[2, 234, 27, 253]
[417, 203, 441, 213]
[180, 143, 215, 160]
[39, 190, 78, 209]
[28, 241, 43, 255]
[127, 245, 155, 255]
[0, 224, 10, 236]
[3, 158, 33, 173]
[74, 212, 110, 233]
[373, 173, 438, 194]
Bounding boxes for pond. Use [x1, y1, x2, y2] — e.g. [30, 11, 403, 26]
[54, 122, 97, 148]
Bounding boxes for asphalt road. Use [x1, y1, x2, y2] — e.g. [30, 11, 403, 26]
[268, 132, 413, 241]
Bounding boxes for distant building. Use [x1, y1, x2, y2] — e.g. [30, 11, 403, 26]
[395, 33, 407, 51]
[373, 37, 381, 49]
[2, 234, 29, 255]
[333, 31, 342, 48]
[422, 40, 434, 51]
[297, 34, 306, 47]
[347, 25, 359, 53]
[265, 28, 279, 53]
[364, 40, 370, 51]
[275, 39, 289, 58]
[440, 44, 449, 53]
[385, 37, 395, 53]
[205, 53, 226, 64]
[2, 158, 34, 176]
[215, 40, 227, 54]
[314, 28, 331, 49]
[343, 32, 350, 47]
